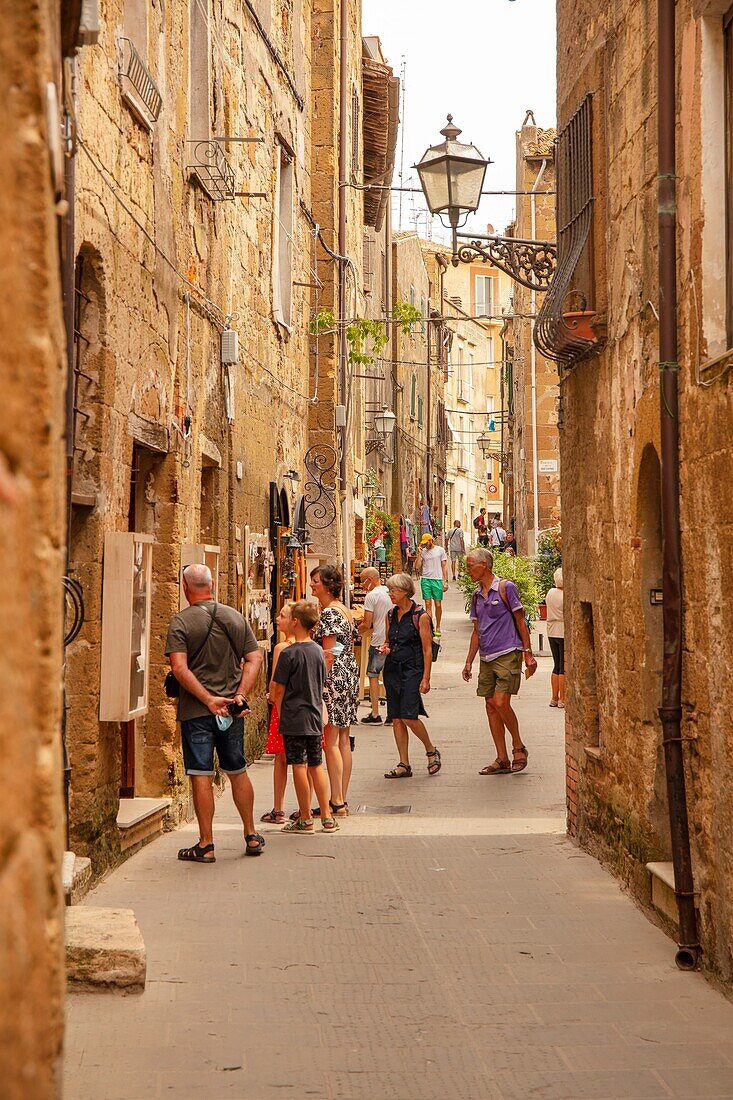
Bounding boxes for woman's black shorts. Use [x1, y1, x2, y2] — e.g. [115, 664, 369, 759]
[549, 636, 565, 676]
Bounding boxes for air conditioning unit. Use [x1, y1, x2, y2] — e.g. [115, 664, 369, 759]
[221, 329, 239, 364]
[78, 0, 101, 45]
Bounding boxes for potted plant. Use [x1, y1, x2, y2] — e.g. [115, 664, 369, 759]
[559, 291, 597, 348]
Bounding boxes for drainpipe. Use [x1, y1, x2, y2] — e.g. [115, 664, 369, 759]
[338, 0, 350, 601]
[529, 157, 548, 555]
[657, 0, 700, 970]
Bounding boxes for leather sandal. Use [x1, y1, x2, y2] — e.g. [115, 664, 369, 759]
[178, 841, 215, 863]
[511, 746, 529, 772]
[384, 762, 412, 779]
[479, 759, 511, 775]
[244, 832, 266, 855]
[426, 748, 442, 775]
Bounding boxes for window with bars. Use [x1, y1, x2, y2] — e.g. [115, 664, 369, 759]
[535, 93, 599, 366]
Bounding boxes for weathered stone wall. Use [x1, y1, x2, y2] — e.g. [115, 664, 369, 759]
[67, 0, 315, 876]
[508, 126, 559, 555]
[0, 1, 66, 1093]
[308, 0, 365, 568]
[391, 234, 432, 524]
[558, 0, 733, 983]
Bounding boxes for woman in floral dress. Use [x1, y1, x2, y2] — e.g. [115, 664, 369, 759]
[310, 564, 359, 814]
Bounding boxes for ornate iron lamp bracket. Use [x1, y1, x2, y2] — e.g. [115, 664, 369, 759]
[454, 233, 557, 293]
[303, 444, 337, 531]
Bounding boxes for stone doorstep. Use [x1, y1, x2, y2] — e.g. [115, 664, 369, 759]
[62, 851, 93, 905]
[66, 907, 146, 994]
[647, 860, 678, 925]
[117, 797, 171, 855]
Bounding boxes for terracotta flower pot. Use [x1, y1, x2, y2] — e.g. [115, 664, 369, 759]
[539, 602, 548, 621]
[561, 309, 597, 343]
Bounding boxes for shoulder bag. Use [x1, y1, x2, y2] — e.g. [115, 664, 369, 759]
[164, 602, 219, 698]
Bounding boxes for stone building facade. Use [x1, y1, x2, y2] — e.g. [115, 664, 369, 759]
[64, 0, 387, 877]
[424, 245, 512, 532]
[0, 2, 74, 1093]
[554, 0, 733, 982]
[390, 233, 440, 534]
[506, 119, 559, 554]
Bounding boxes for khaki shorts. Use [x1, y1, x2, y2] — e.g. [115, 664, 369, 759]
[477, 650, 523, 697]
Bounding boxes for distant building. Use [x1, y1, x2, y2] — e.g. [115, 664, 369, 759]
[504, 119, 559, 554]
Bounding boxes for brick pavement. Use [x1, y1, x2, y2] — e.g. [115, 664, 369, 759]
[65, 588, 733, 1099]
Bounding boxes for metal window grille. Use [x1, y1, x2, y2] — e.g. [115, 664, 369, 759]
[119, 37, 162, 124]
[535, 94, 600, 366]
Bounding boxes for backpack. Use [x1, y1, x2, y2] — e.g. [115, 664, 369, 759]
[389, 603, 441, 662]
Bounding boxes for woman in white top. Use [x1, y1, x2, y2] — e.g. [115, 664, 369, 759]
[545, 568, 565, 708]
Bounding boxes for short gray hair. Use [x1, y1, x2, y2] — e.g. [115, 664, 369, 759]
[183, 563, 213, 590]
[466, 548, 493, 569]
[386, 572, 415, 597]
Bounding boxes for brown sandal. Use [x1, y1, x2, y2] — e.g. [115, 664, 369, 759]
[512, 746, 529, 772]
[479, 759, 512, 775]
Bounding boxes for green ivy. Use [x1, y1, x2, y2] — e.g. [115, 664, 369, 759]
[309, 299, 421, 369]
[455, 552, 542, 620]
[534, 528, 562, 599]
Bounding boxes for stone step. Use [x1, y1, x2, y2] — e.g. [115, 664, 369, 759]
[62, 851, 93, 905]
[66, 907, 146, 993]
[117, 797, 171, 856]
[646, 860, 678, 924]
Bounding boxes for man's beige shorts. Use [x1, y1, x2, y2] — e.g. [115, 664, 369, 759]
[477, 650, 523, 697]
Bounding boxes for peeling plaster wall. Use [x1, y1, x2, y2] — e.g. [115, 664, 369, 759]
[558, 0, 733, 984]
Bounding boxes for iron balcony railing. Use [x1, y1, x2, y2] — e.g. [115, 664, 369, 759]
[119, 37, 162, 126]
[535, 94, 603, 367]
[186, 140, 236, 202]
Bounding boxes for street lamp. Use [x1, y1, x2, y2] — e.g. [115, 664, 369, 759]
[373, 406, 397, 437]
[476, 431, 494, 458]
[415, 117, 557, 291]
[415, 116, 490, 260]
[366, 406, 397, 455]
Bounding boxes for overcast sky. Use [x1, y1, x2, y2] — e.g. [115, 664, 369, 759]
[362, 0, 556, 239]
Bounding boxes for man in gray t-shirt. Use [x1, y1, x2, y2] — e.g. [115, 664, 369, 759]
[165, 563, 264, 861]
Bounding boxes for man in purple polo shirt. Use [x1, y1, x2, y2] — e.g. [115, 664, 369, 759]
[461, 548, 537, 774]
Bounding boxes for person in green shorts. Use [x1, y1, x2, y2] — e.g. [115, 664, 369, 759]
[415, 533, 448, 635]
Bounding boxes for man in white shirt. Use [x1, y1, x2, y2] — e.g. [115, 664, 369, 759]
[358, 567, 393, 724]
[446, 520, 466, 580]
[416, 533, 448, 635]
[490, 523, 507, 549]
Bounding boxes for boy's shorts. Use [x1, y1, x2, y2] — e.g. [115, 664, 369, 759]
[181, 715, 247, 775]
[282, 734, 323, 767]
[477, 650, 523, 698]
[420, 578, 444, 603]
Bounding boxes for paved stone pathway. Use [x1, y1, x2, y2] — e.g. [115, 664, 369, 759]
[65, 589, 733, 1099]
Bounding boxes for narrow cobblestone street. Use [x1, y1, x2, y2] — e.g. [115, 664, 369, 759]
[65, 590, 733, 1099]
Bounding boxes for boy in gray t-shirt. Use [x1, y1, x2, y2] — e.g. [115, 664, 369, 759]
[269, 600, 340, 835]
